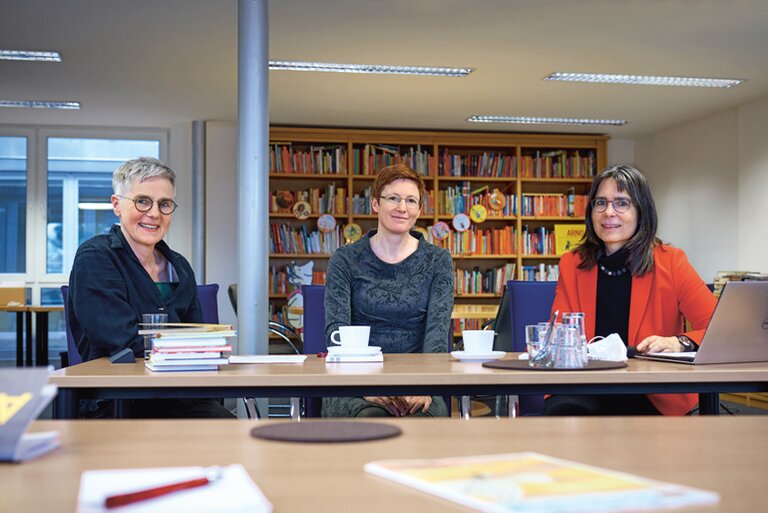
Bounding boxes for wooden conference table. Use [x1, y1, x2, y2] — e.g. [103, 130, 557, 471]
[50, 353, 768, 419]
[0, 304, 63, 367]
[3, 417, 766, 512]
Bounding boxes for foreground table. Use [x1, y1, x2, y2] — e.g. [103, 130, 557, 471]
[50, 353, 768, 418]
[3, 417, 766, 512]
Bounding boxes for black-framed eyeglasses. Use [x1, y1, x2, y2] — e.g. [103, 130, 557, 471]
[379, 194, 421, 209]
[117, 194, 178, 215]
[591, 198, 632, 214]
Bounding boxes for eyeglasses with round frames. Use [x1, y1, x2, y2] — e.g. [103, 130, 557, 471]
[379, 194, 421, 209]
[117, 194, 178, 215]
[591, 198, 632, 214]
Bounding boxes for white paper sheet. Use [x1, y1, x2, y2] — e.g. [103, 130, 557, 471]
[77, 464, 272, 513]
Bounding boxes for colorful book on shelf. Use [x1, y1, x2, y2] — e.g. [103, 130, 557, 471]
[364, 452, 718, 513]
[0, 368, 60, 462]
[554, 223, 586, 256]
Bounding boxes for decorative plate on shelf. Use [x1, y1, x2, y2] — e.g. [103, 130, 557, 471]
[469, 204, 488, 224]
[489, 189, 507, 211]
[432, 221, 451, 240]
[343, 222, 363, 243]
[317, 214, 337, 233]
[292, 201, 311, 220]
[275, 190, 295, 209]
[452, 213, 471, 232]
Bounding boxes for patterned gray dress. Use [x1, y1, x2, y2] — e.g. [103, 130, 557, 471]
[322, 230, 454, 417]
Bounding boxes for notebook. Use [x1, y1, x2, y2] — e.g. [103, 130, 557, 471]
[636, 280, 768, 365]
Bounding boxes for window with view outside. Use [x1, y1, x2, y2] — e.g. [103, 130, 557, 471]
[0, 136, 27, 274]
[46, 138, 160, 274]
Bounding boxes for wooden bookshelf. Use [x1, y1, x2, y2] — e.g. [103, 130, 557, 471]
[267, 126, 607, 322]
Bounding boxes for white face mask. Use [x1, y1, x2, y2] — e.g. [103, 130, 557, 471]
[587, 333, 628, 362]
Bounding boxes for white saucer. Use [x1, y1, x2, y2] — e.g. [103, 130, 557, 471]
[450, 350, 506, 362]
[327, 345, 382, 356]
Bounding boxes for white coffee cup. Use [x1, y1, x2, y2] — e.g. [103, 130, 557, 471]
[462, 330, 495, 354]
[330, 325, 371, 348]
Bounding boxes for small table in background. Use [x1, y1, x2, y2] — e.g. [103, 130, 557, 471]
[1, 304, 64, 367]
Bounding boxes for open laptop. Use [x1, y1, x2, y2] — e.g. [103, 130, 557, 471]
[492, 285, 512, 352]
[636, 280, 768, 365]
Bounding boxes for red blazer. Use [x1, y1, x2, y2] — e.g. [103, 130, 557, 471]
[553, 244, 717, 415]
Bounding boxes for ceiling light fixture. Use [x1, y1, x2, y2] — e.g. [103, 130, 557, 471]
[0, 100, 80, 109]
[0, 49, 62, 62]
[468, 115, 627, 126]
[544, 72, 744, 88]
[269, 60, 473, 77]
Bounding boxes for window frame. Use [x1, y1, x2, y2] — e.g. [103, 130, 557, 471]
[0, 125, 168, 304]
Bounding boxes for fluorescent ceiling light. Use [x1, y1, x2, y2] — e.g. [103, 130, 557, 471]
[468, 115, 627, 126]
[0, 100, 80, 109]
[78, 202, 113, 211]
[269, 60, 473, 77]
[0, 49, 61, 62]
[544, 72, 744, 88]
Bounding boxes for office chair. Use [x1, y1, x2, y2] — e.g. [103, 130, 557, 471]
[197, 283, 220, 324]
[301, 284, 327, 417]
[60, 286, 83, 367]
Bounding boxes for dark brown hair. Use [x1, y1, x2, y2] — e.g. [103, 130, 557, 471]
[577, 164, 661, 276]
[372, 163, 425, 201]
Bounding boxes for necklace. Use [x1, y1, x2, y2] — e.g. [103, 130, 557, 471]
[599, 264, 628, 277]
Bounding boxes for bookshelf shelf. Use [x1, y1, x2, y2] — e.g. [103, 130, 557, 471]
[268, 126, 607, 324]
[520, 216, 585, 221]
[522, 254, 562, 259]
[452, 254, 517, 260]
[269, 213, 322, 219]
[270, 173, 347, 180]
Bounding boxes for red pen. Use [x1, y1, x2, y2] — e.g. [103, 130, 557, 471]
[104, 471, 219, 509]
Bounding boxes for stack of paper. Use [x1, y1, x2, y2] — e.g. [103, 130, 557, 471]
[146, 328, 235, 372]
[77, 464, 272, 513]
[325, 345, 383, 363]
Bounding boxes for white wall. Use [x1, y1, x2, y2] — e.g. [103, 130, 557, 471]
[634, 95, 768, 282]
[204, 122, 238, 327]
[736, 95, 768, 272]
[606, 138, 636, 166]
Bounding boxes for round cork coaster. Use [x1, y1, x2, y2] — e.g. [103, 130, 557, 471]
[250, 421, 402, 443]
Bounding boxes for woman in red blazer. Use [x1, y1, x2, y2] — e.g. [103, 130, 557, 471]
[547, 165, 717, 416]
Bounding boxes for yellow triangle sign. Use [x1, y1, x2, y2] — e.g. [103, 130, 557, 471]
[0, 392, 33, 425]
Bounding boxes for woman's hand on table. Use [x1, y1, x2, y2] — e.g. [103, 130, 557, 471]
[636, 335, 684, 353]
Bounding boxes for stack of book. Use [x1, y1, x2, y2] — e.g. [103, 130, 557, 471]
[144, 324, 235, 372]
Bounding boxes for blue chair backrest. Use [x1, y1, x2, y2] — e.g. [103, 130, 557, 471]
[507, 281, 557, 352]
[61, 283, 220, 366]
[302, 285, 327, 354]
[197, 283, 220, 324]
[301, 284, 327, 417]
[60, 285, 83, 366]
[507, 280, 557, 415]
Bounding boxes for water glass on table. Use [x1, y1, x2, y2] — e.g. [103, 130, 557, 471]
[526, 324, 556, 368]
[552, 324, 586, 369]
[142, 313, 168, 359]
[562, 312, 589, 366]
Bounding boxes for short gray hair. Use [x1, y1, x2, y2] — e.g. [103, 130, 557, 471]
[112, 157, 176, 196]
